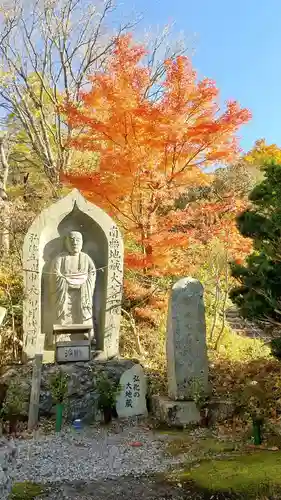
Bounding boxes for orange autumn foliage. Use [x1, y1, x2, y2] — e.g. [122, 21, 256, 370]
[64, 34, 251, 274]
[181, 193, 252, 261]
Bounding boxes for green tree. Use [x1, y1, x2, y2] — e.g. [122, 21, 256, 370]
[212, 161, 257, 199]
[230, 160, 281, 325]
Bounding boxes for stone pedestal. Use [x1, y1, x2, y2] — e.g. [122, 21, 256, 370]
[152, 395, 200, 427]
[0, 359, 140, 423]
[53, 324, 92, 343]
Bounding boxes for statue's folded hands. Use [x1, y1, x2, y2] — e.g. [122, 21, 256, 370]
[65, 273, 88, 287]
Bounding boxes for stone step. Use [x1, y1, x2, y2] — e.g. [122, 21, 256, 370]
[224, 308, 268, 340]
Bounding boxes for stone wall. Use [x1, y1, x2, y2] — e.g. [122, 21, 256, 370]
[0, 437, 17, 499]
[0, 359, 136, 422]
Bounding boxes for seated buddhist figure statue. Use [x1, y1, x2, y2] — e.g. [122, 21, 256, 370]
[50, 231, 96, 326]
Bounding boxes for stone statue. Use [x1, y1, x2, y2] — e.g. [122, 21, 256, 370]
[50, 231, 96, 325]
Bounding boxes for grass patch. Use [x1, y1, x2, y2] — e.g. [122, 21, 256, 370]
[177, 451, 281, 498]
[166, 435, 238, 458]
[9, 481, 45, 499]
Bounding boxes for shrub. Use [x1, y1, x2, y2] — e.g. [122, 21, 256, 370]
[49, 369, 69, 404]
[95, 373, 120, 411]
[270, 337, 281, 360]
[1, 378, 28, 420]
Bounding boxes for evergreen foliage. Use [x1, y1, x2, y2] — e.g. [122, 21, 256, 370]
[230, 161, 281, 323]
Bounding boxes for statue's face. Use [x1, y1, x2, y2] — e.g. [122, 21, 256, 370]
[65, 231, 83, 255]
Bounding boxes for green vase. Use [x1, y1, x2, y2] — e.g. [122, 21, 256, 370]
[55, 403, 63, 432]
[252, 418, 262, 445]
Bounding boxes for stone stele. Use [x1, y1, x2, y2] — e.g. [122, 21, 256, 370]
[23, 189, 124, 361]
[116, 364, 148, 418]
[166, 277, 209, 401]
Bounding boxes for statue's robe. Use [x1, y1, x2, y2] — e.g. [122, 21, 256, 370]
[50, 251, 96, 325]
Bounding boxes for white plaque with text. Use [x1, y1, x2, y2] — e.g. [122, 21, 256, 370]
[56, 340, 91, 363]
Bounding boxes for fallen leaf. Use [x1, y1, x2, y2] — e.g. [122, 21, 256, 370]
[128, 441, 143, 447]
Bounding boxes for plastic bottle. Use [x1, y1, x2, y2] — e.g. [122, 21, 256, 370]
[73, 419, 82, 431]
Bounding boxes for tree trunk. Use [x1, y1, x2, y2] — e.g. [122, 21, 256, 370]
[0, 205, 10, 256]
[121, 308, 144, 355]
[43, 152, 70, 198]
[0, 136, 10, 257]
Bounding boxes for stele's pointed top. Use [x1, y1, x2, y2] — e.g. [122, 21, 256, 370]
[61, 188, 86, 207]
[69, 188, 81, 196]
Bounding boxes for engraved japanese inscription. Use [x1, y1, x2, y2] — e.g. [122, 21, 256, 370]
[116, 364, 147, 417]
[56, 342, 91, 363]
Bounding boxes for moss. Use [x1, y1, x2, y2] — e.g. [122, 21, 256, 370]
[9, 481, 45, 499]
[177, 451, 281, 497]
[196, 437, 237, 453]
[166, 437, 192, 456]
[156, 428, 192, 437]
[165, 434, 237, 458]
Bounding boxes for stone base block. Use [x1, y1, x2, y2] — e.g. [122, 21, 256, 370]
[1, 359, 137, 423]
[152, 395, 201, 427]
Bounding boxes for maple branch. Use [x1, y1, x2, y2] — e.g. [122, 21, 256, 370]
[96, 191, 136, 225]
[143, 25, 187, 101]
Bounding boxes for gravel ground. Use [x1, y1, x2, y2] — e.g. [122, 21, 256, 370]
[11, 419, 185, 484]
[9, 421, 249, 499]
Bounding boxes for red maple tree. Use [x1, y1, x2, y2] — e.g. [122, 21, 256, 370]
[181, 195, 252, 257]
[64, 34, 251, 276]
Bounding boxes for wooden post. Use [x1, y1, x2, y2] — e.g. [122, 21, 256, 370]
[28, 354, 43, 430]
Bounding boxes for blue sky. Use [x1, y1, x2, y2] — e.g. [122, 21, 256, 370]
[120, 0, 281, 153]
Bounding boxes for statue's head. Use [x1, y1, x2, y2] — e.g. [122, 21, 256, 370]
[65, 231, 83, 255]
